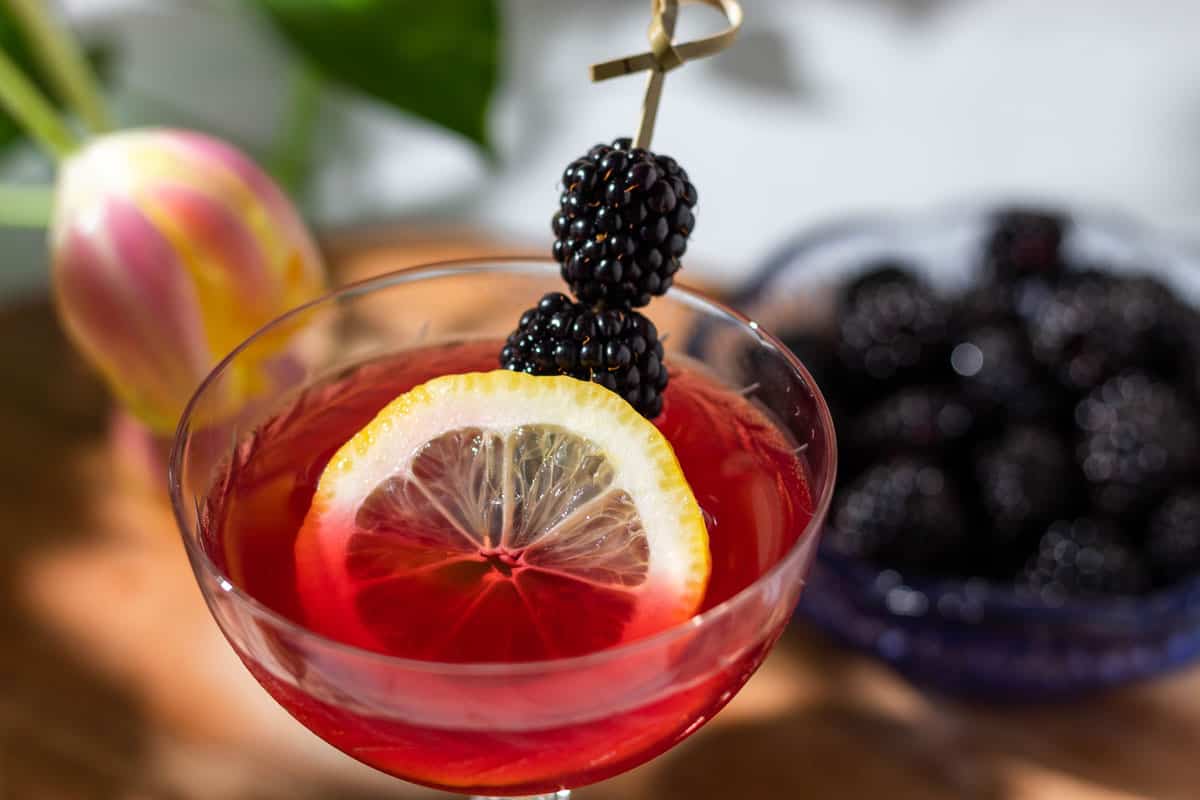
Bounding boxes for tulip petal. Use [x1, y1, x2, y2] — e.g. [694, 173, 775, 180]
[54, 196, 212, 431]
[142, 182, 275, 355]
[133, 129, 323, 289]
[166, 130, 322, 276]
[50, 128, 328, 433]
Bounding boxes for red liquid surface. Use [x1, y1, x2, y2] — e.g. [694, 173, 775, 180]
[204, 340, 813, 793]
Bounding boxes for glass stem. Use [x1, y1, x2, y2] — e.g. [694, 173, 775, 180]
[471, 793, 570, 800]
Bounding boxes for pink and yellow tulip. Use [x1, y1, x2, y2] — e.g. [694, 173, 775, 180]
[50, 129, 327, 433]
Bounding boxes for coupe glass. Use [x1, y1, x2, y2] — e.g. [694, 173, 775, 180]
[169, 260, 836, 799]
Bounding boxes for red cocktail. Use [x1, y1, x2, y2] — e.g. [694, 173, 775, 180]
[171, 262, 835, 798]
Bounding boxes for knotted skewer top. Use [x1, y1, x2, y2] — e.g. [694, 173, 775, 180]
[590, 0, 744, 149]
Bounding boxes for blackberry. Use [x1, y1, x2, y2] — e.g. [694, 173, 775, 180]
[844, 260, 921, 302]
[1187, 322, 1200, 404]
[975, 426, 1076, 547]
[1146, 490, 1200, 586]
[1018, 518, 1148, 601]
[1026, 273, 1191, 393]
[951, 322, 1058, 424]
[955, 272, 1060, 331]
[981, 208, 1070, 285]
[836, 270, 950, 388]
[1024, 272, 1111, 392]
[499, 292, 668, 418]
[851, 387, 976, 461]
[553, 138, 697, 308]
[828, 457, 967, 570]
[955, 284, 1017, 326]
[779, 330, 838, 393]
[1074, 372, 1200, 516]
[1103, 274, 1193, 377]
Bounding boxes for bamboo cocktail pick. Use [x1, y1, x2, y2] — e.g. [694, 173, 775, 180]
[590, 0, 744, 149]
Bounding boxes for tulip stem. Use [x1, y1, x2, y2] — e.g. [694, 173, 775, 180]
[0, 183, 54, 227]
[270, 65, 322, 197]
[5, 0, 111, 133]
[0, 47, 77, 161]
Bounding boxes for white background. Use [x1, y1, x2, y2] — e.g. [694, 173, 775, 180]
[5, 0, 1200, 295]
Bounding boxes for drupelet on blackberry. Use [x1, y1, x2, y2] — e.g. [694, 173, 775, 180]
[1074, 371, 1200, 516]
[553, 138, 697, 308]
[500, 292, 668, 418]
[1018, 517, 1148, 600]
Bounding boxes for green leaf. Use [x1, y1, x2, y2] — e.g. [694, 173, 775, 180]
[0, 7, 114, 153]
[0, 6, 42, 150]
[256, 0, 500, 152]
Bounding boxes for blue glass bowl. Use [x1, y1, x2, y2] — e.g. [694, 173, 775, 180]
[732, 202, 1200, 701]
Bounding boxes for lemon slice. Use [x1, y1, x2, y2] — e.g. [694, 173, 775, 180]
[294, 370, 710, 661]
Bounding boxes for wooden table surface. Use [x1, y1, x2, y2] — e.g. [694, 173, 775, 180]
[3, 227, 1200, 800]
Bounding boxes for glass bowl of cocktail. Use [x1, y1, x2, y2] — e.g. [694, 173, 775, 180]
[169, 260, 835, 798]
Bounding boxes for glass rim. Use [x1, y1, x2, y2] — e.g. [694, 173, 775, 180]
[168, 257, 838, 676]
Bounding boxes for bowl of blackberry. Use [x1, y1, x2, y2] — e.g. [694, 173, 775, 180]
[737, 204, 1200, 700]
